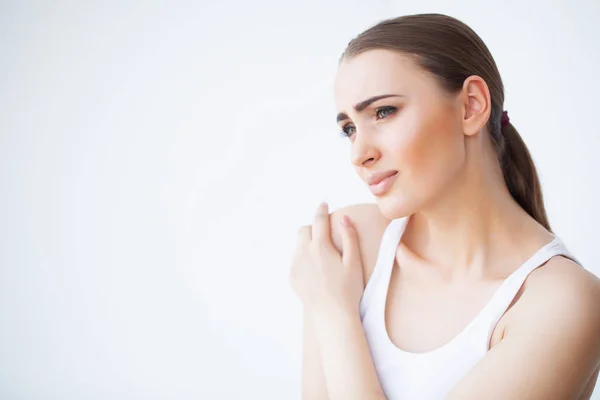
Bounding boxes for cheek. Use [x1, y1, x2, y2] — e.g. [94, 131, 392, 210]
[387, 109, 465, 194]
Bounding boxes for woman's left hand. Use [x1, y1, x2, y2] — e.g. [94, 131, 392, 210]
[289, 202, 365, 318]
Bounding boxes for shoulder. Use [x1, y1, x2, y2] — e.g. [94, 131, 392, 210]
[511, 256, 600, 355]
[448, 255, 600, 399]
[522, 256, 600, 321]
[328, 203, 391, 284]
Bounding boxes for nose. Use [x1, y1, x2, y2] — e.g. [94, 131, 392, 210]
[350, 129, 380, 168]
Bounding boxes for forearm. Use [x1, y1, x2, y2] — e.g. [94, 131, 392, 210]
[312, 311, 386, 400]
[301, 311, 329, 399]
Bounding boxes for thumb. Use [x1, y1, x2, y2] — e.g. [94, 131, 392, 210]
[340, 215, 361, 267]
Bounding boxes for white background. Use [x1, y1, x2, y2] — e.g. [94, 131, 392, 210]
[1, 1, 598, 399]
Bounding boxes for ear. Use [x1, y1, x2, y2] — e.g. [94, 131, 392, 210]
[460, 75, 492, 137]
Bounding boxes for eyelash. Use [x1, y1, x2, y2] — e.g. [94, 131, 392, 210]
[339, 106, 398, 138]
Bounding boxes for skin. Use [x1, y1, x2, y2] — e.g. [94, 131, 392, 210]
[296, 49, 600, 399]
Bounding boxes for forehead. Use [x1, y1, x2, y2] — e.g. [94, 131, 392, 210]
[334, 49, 425, 109]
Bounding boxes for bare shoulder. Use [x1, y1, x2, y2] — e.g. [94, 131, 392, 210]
[328, 203, 391, 285]
[448, 256, 600, 399]
[511, 256, 600, 360]
[521, 256, 600, 320]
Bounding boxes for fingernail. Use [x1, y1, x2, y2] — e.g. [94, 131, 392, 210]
[319, 202, 328, 211]
[341, 215, 351, 227]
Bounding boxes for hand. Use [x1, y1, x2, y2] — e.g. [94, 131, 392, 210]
[289, 202, 365, 317]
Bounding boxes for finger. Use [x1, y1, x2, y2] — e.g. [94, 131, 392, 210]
[312, 202, 333, 247]
[340, 215, 361, 267]
[297, 225, 311, 249]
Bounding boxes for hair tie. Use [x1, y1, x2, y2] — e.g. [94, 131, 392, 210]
[501, 110, 510, 127]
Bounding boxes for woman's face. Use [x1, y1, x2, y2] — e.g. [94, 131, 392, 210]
[334, 49, 467, 219]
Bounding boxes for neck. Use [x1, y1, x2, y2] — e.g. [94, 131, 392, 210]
[402, 146, 551, 278]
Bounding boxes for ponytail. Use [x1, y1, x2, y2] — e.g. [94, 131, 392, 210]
[499, 121, 551, 231]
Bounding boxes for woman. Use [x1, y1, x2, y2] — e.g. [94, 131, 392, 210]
[289, 13, 600, 400]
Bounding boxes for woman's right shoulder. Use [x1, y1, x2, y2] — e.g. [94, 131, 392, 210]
[329, 203, 392, 284]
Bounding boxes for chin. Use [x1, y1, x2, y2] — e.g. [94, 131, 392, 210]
[374, 191, 416, 220]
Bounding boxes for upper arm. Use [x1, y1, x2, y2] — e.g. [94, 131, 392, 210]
[447, 259, 600, 400]
[580, 366, 599, 400]
[300, 203, 389, 399]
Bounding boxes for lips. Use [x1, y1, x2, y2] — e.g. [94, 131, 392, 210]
[367, 170, 398, 186]
[367, 170, 398, 196]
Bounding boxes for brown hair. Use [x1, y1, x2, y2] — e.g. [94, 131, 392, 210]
[341, 13, 550, 231]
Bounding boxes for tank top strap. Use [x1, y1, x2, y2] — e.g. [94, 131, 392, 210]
[359, 216, 410, 320]
[480, 236, 582, 339]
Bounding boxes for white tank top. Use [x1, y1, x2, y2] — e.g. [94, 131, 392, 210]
[359, 215, 581, 400]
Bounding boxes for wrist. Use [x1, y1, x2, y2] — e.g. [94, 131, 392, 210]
[311, 307, 361, 331]
[307, 300, 359, 320]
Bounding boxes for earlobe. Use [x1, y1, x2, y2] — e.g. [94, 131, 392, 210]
[462, 75, 492, 137]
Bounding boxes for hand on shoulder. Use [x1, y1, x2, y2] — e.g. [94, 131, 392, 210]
[328, 203, 391, 287]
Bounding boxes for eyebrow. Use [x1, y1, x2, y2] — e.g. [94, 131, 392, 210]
[336, 94, 403, 123]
